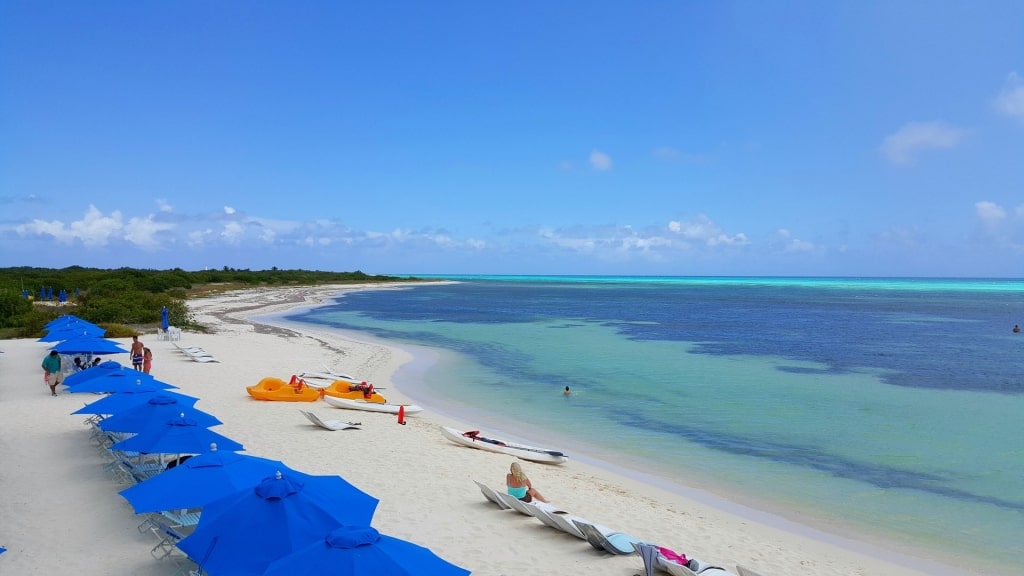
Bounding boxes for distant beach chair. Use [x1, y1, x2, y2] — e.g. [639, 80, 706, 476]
[148, 520, 187, 560]
[156, 328, 168, 341]
[473, 480, 511, 509]
[299, 410, 361, 431]
[520, 501, 573, 533]
[495, 492, 536, 517]
[538, 508, 588, 539]
[571, 519, 642, 555]
[635, 542, 660, 576]
[173, 343, 219, 362]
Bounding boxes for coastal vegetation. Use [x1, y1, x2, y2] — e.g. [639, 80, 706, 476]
[0, 266, 415, 338]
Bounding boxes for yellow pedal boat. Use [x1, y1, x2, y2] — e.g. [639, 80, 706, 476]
[320, 380, 387, 403]
[247, 376, 321, 402]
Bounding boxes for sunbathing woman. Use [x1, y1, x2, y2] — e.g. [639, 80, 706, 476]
[506, 461, 548, 503]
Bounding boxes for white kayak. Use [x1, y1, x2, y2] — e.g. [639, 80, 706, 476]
[298, 370, 359, 389]
[440, 426, 568, 465]
[323, 395, 423, 415]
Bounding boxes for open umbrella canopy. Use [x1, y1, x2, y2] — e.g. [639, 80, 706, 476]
[262, 525, 471, 576]
[67, 372, 177, 394]
[110, 415, 243, 455]
[45, 315, 95, 329]
[177, 472, 378, 576]
[119, 448, 310, 514]
[62, 360, 124, 387]
[98, 398, 221, 433]
[50, 337, 128, 355]
[38, 324, 107, 342]
[71, 390, 199, 416]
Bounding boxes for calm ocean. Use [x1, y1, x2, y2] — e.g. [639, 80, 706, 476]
[282, 277, 1024, 574]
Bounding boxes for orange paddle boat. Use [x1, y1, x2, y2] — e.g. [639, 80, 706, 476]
[246, 375, 321, 402]
[320, 380, 387, 403]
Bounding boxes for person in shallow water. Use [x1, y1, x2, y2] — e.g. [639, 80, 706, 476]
[1014, 325, 1021, 333]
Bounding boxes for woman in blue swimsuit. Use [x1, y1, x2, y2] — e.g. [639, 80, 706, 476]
[506, 461, 549, 503]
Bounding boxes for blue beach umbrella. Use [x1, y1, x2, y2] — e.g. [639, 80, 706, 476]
[98, 398, 222, 433]
[67, 372, 177, 394]
[50, 337, 128, 355]
[62, 360, 125, 387]
[38, 324, 107, 342]
[262, 525, 471, 576]
[45, 315, 99, 330]
[71, 390, 199, 416]
[119, 448, 311, 514]
[177, 472, 379, 576]
[161, 306, 169, 330]
[110, 415, 243, 455]
[46, 315, 80, 328]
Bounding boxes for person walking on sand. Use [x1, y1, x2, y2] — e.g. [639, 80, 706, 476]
[41, 350, 62, 396]
[506, 461, 549, 503]
[130, 335, 145, 371]
[142, 347, 153, 374]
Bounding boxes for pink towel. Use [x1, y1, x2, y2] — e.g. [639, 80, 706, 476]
[658, 547, 689, 565]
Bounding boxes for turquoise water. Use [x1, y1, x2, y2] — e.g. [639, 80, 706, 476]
[280, 277, 1024, 574]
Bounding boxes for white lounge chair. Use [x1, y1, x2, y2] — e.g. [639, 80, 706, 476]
[522, 501, 572, 532]
[300, 410, 361, 431]
[472, 480, 511, 509]
[540, 509, 588, 539]
[635, 542, 660, 576]
[495, 492, 537, 517]
[571, 519, 642, 555]
[149, 520, 187, 560]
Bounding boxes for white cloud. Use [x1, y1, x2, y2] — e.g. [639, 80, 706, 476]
[221, 221, 244, 244]
[124, 215, 175, 248]
[589, 150, 612, 171]
[994, 72, 1024, 121]
[15, 205, 123, 246]
[668, 214, 750, 247]
[881, 121, 962, 165]
[975, 201, 1008, 237]
[156, 199, 174, 212]
[186, 229, 211, 247]
[975, 200, 1006, 224]
[776, 229, 818, 253]
[224, 206, 236, 215]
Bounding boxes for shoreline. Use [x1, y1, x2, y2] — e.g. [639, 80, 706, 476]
[0, 284, 988, 575]
[234, 285, 965, 576]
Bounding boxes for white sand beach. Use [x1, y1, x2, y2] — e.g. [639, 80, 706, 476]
[0, 285, 958, 576]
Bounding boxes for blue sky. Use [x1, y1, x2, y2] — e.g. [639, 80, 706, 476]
[2, 2, 1023, 277]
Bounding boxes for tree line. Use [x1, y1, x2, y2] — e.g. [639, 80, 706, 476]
[0, 266, 417, 337]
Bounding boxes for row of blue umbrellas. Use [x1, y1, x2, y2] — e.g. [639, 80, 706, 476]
[40, 315, 128, 355]
[29, 287, 75, 301]
[66, 349, 470, 575]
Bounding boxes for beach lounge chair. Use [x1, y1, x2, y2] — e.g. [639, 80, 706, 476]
[300, 410, 361, 431]
[472, 480, 512, 509]
[149, 520, 187, 560]
[635, 542, 660, 576]
[571, 519, 642, 555]
[540, 509, 588, 539]
[496, 492, 537, 517]
[522, 501, 571, 532]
